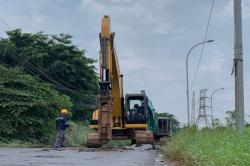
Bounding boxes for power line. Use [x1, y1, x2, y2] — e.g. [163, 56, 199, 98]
[2, 56, 81, 104]
[0, 16, 11, 30]
[15, 56, 77, 93]
[0, 24, 98, 94]
[0, 16, 98, 104]
[211, 99, 234, 104]
[190, 0, 215, 90]
[213, 107, 233, 112]
[28, 62, 98, 97]
[32, 42, 98, 92]
[211, 99, 250, 110]
[10, 52, 98, 101]
[212, 101, 234, 107]
[0, 16, 11, 39]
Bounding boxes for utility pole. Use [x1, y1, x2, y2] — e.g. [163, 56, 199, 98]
[234, 0, 244, 133]
[191, 91, 196, 125]
[196, 89, 210, 128]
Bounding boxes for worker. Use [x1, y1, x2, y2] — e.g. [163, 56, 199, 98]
[132, 104, 140, 123]
[54, 109, 69, 148]
[138, 102, 146, 123]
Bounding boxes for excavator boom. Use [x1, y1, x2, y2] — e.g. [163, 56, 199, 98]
[99, 15, 122, 122]
[87, 15, 123, 148]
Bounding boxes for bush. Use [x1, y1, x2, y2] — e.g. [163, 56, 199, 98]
[0, 65, 72, 143]
[0, 29, 98, 121]
[64, 121, 88, 146]
[163, 127, 250, 166]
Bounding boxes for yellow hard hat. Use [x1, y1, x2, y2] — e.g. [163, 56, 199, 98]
[61, 109, 68, 114]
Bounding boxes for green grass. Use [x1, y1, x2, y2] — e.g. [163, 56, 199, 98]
[0, 121, 89, 148]
[64, 121, 89, 147]
[163, 127, 250, 166]
[0, 140, 45, 148]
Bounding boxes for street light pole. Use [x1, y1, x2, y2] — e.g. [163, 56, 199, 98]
[186, 40, 214, 126]
[210, 88, 225, 126]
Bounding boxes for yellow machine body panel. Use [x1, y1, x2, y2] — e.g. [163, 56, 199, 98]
[125, 124, 148, 129]
[92, 109, 99, 120]
[89, 125, 98, 129]
[88, 109, 99, 129]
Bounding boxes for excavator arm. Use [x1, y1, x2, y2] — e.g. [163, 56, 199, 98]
[87, 15, 123, 147]
[99, 16, 122, 121]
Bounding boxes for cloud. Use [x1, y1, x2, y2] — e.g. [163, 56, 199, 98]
[199, 47, 228, 73]
[0, 0, 250, 124]
[243, 0, 250, 19]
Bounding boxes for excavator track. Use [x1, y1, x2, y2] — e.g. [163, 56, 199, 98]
[134, 130, 154, 145]
[87, 132, 101, 148]
[87, 96, 113, 148]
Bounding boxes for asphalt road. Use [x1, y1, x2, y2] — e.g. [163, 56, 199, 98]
[0, 145, 173, 166]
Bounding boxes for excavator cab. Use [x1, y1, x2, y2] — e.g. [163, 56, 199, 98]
[125, 94, 147, 125]
[124, 91, 150, 130]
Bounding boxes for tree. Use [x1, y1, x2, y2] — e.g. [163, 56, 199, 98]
[225, 110, 236, 127]
[0, 65, 72, 142]
[0, 29, 98, 121]
[212, 118, 222, 128]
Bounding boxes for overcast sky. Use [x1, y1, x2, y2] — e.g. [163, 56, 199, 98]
[0, 0, 250, 125]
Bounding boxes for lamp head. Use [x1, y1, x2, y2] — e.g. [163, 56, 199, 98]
[206, 40, 214, 43]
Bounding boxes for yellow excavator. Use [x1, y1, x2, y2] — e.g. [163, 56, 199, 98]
[87, 15, 171, 148]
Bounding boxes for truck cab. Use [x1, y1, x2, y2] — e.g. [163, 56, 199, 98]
[155, 117, 172, 140]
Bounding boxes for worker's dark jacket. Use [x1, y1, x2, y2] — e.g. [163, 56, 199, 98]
[56, 115, 69, 131]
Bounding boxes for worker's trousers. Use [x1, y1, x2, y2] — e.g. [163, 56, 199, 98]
[54, 130, 66, 148]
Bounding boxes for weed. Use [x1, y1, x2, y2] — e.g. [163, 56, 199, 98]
[163, 127, 250, 166]
[0, 140, 44, 148]
[65, 121, 88, 147]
